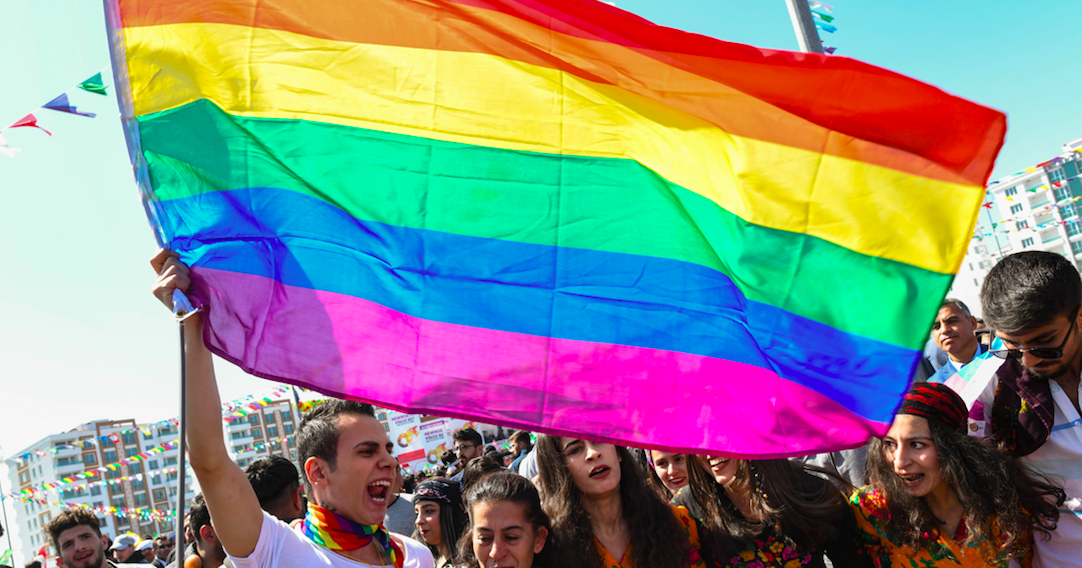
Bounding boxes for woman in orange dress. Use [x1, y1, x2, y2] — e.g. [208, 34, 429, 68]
[852, 383, 1065, 567]
[535, 436, 705, 568]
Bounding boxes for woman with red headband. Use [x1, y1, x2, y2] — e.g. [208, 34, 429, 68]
[853, 383, 1066, 567]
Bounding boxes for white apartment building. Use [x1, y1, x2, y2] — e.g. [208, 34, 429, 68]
[225, 398, 301, 472]
[953, 137, 1082, 313]
[4, 418, 195, 563]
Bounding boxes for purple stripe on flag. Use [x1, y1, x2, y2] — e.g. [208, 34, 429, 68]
[192, 266, 887, 457]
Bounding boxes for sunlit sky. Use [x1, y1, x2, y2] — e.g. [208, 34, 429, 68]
[2, 0, 1080, 551]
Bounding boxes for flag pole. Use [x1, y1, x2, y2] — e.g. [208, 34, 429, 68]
[171, 290, 197, 564]
[784, 0, 826, 54]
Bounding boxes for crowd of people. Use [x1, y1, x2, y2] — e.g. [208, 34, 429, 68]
[17, 249, 1080, 568]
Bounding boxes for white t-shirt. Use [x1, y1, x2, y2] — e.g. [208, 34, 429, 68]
[976, 374, 1082, 568]
[230, 510, 435, 568]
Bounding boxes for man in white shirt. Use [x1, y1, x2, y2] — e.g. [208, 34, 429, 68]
[975, 251, 1082, 567]
[152, 250, 433, 568]
[928, 298, 987, 383]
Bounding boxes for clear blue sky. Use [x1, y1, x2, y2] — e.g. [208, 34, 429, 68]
[1, 0, 1079, 508]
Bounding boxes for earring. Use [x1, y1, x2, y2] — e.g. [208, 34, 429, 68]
[749, 462, 769, 501]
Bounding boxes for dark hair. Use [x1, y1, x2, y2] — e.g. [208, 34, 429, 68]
[456, 472, 556, 568]
[43, 508, 101, 553]
[509, 430, 532, 446]
[296, 399, 376, 496]
[535, 435, 690, 568]
[25, 561, 43, 568]
[482, 445, 498, 456]
[981, 251, 1082, 335]
[245, 456, 300, 513]
[683, 457, 847, 561]
[867, 418, 1066, 563]
[452, 428, 483, 447]
[461, 456, 504, 494]
[413, 477, 468, 567]
[189, 493, 212, 544]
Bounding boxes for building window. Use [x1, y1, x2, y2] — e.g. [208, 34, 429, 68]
[164, 457, 178, 466]
[91, 485, 101, 496]
[153, 489, 167, 501]
[134, 493, 148, 507]
[100, 517, 108, 528]
[147, 460, 158, 470]
[103, 450, 117, 463]
[159, 426, 177, 437]
[57, 456, 80, 466]
[1016, 221, 1029, 230]
[248, 414, 261, 425]
[1010, 204, 1024, 214]
[281, 410, 293, 422]
[112, 496, 126, 508]
[230, 431, 248, 440]
[122, 432, 137, 445]
[131, 478, 145, 491]
[1021, 237, 1035, 247]
[1050, 168, 1067, 182]
[1073, 240, 1082, 254]
[284, 424, 294, 435]
[251, 428, 262, 439]
[83, 453, 97, 466]
[267, 425, 279, 439]
[1006, 187, 1018, 196]
[105, 468, 121, 480]
[125, 447, 140, 458]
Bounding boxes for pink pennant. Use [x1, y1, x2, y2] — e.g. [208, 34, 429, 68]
[9, 114, 51, 136]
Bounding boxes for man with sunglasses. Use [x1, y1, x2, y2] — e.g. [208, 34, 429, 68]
[448, 428, 483, 483]
[975, 251, 1082, 568]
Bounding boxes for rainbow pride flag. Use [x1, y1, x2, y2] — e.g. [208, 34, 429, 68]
[105, 0, 1004, 457]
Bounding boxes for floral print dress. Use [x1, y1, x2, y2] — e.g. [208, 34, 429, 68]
[849, 485, 1029, 568]
[594, 504, 706, 568]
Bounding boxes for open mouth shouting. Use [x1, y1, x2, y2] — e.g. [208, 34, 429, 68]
[898, 473, 925, 489]
[367, 479, 392, 504]
[589, 465, 611, 479]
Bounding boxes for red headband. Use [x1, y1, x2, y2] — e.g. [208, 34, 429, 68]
[899, 383, 968, 433]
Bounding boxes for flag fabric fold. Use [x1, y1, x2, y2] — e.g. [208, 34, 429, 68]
[105, 0, 1004, 457]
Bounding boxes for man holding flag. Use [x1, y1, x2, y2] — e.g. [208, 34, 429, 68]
[150, 251, 432, 568]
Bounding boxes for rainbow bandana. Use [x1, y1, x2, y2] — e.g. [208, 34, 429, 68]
[293, 503, 404, 567]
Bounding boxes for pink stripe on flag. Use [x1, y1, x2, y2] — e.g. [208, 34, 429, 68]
[192, 267, 886, 457]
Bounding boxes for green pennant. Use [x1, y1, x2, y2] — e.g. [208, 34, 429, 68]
[79, 72, 108, 96]
[0, 549, 12, 564]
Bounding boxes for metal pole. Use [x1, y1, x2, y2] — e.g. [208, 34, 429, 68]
[784, 0, 826, 54]
[173, 320, 188, 564]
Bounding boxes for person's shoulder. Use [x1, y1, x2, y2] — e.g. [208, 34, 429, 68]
[849, 485, 889, 518]
[393, 533, 435, 568]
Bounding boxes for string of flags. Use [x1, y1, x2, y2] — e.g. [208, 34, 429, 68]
[222, 386, 291, 422]
[1, 68, 110, 158]
[808, 1, 838, 54]
[8, 386, 293, 464]
[17, 495, 177, 522]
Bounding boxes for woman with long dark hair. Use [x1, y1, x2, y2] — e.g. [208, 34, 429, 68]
[647, 451, 690, 500]
[854, 382, 1065, 567]
[413, 477, 468, 568]
[456, 472, 555, 568]
[676, 453, 870, 567]
[535, 435, 705, 568]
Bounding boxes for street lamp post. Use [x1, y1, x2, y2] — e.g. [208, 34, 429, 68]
[0, 447, 17, 564]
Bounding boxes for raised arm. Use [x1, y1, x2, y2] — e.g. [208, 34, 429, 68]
[151, 249, 264, 557]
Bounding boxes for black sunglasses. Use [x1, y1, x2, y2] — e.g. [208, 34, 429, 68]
[991, 317, 1076, 360]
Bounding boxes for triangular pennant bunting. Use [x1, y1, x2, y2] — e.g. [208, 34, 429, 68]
[78, 72, 108, 95]
[43, 93, 97, 118]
